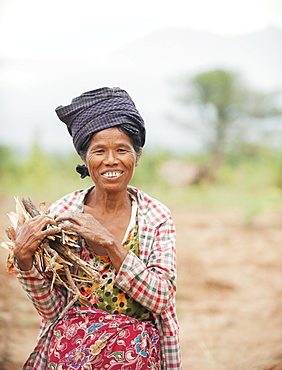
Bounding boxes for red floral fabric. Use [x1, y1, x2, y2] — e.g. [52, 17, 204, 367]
[48, 307, 160, 370]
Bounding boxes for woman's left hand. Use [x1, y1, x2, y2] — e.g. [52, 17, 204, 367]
[55, 212, 128, 271]
[55, 212, 116, 248]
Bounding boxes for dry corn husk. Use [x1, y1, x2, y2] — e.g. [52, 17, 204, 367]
[1, 197, 101, 305]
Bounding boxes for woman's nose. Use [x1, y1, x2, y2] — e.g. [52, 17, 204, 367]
[104, 151, 118, 164]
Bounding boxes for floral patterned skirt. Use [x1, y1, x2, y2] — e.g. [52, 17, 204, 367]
[47, 307, 161, 370]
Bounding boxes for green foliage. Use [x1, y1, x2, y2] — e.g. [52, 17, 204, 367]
[134, 145, 282, 225]
[0, 143, 92, 202]
[176, 68, 282, 160]
[190, 70, 242, 117]
[1, 142, 282, 224]
[20, 142, 52, 187]
[131, 150, 171, 186]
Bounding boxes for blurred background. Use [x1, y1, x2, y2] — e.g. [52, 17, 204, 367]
[1, 0, 282, 369]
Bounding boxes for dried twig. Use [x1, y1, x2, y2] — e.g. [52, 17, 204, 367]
[21, 197, 41, 217]
[1, 197, 101, 297]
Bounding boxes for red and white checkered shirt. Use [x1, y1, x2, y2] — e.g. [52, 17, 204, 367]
[16, 186, 182, 369]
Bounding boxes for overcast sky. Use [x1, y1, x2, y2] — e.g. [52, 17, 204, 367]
[0, 0, 281, 153]
[1, 0, 282, 59]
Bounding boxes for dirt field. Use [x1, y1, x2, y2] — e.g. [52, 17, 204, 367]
[0, 197, 282, 370]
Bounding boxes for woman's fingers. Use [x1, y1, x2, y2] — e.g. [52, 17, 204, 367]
[55, 212, 115, 249]
[56, 213, 96, 234]
[15, 215, 60, 254]
[58, 221, 79, 233]
[56, 212, 94, 224]
[43, 225, 61, 238]
[56, 212, 108, 245]
[14, 215, 62, 270]
[32, 214, 58, 229]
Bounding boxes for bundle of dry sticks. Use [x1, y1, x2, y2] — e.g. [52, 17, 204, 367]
[1, 197, 100, 307]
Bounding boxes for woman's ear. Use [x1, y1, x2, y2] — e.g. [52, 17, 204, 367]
[135, 147, 143, 167]
[76, 164, 90, 179]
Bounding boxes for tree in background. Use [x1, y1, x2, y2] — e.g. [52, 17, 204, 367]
[175, 69, 281, 180]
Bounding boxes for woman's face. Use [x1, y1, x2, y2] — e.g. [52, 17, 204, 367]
[85, 127, 140, 193]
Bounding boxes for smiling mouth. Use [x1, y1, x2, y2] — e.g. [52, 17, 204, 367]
[102, 171, 123, 179]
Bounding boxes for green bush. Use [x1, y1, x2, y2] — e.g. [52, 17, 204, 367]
[1, 143, 282, 220]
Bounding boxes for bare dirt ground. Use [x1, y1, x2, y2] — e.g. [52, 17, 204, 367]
[0, 197, 282, 370]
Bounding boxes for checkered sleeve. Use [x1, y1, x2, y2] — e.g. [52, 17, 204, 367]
[14, 190, 89, 324]
[16, 263, 67, 322]
[115, 216, 177, 315]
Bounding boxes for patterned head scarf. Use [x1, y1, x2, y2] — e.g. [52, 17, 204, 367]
[55, 87, 146, 157]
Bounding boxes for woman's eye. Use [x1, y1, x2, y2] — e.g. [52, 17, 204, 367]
[95, 149, 104, 154]
[117, 148, 126, 153]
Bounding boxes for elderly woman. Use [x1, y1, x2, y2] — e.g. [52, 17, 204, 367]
[14, 87, 182, 370]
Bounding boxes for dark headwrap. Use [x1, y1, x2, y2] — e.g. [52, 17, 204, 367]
[55, 87, 146, 157]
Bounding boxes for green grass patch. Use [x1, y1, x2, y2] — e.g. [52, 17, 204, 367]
[1, 144, 282, 223]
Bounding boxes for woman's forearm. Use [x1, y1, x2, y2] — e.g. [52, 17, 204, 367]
[17, 265, 68, 322]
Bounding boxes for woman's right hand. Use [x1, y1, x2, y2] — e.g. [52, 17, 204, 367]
[14, 215, 60, 271]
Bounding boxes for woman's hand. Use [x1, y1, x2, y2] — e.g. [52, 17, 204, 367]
[14, 215, 60, 271]
[56, 212, 128, 271]
[55, 212, 115, 248]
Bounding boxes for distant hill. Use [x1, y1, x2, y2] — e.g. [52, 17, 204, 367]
[1, 27, 281, 153]
[105, 26, 282, 93]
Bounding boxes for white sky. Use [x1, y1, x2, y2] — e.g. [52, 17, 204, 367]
[1, 0, 282, 59]
[0, 0, 281, 153]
